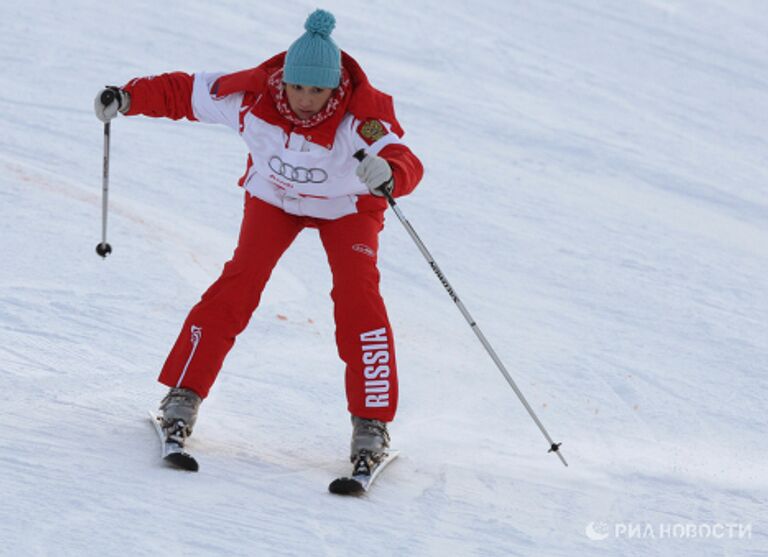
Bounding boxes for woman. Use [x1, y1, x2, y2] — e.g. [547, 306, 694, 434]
[94, 9, 423, 471]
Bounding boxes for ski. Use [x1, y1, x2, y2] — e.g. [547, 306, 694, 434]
[328, 450, 399, 495]
[148, 411, 199, 472]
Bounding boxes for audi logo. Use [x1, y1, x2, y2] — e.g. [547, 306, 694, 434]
[268, 155, 328, 184]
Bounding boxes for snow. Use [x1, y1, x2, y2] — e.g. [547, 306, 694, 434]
[1, 0, 766, 555]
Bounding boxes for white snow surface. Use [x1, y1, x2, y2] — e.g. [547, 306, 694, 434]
[1, 1, 767, 555]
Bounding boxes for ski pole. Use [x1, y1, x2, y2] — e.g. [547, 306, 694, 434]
[354, 149, 567, 467]
[96, 89, 115, 258]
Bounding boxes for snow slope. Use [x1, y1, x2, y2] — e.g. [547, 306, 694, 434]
[1, 1, 766, 555]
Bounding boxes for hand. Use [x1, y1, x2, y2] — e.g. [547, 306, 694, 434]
[356, 154, 394, 197]
[94, 86, 131, 122]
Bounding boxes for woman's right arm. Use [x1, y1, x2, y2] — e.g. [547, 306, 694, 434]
[121, 72, 197, 121]
[95, 72, 243, 130]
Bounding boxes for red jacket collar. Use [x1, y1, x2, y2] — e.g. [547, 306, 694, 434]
[210, 51, 404, 148]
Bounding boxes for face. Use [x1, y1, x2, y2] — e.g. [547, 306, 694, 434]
[284, 83, 334, 120]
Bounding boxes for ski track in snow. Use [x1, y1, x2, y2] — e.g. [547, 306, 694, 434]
[2, 0, 768, 555]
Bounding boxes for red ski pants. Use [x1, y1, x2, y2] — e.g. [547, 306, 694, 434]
[158, 194, 398, 422]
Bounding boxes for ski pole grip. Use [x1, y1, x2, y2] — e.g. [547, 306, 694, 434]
[100, 88, 116, 106]
[353, 148, 396, 205]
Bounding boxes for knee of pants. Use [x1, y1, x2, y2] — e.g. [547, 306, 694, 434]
[331, 257, 381, 288]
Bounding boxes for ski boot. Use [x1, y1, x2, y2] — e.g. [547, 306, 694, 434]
[328, 416, 396, 494]
[158, 387, 202, 448]
[350, 415, 391, 473]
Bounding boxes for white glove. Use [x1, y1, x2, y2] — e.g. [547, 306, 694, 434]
[356, 154, 394, 196]
[94, 86, 131, 123]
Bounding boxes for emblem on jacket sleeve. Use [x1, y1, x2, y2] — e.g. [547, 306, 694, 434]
[357, 119, 388, 146]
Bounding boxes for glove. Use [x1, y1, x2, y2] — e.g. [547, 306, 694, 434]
[93, 86, 131, 122]
[356, 154, 394, 197]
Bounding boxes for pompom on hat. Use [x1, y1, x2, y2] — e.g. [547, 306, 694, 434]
[283, 9, 342, 88]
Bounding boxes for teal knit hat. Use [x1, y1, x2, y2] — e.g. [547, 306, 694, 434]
[284, 9, 341, 88]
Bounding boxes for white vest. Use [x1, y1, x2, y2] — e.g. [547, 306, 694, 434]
[191, 72, 402, 219]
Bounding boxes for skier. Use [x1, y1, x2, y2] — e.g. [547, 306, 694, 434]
[94, 9, 423, 473]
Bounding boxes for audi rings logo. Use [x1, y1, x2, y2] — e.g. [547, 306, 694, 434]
[269, 156, 328, 184]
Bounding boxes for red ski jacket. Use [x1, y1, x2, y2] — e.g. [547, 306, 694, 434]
[122, 51, 423, 214]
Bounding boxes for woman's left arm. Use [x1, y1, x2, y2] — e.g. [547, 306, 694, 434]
[379, 143, 424, 198]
